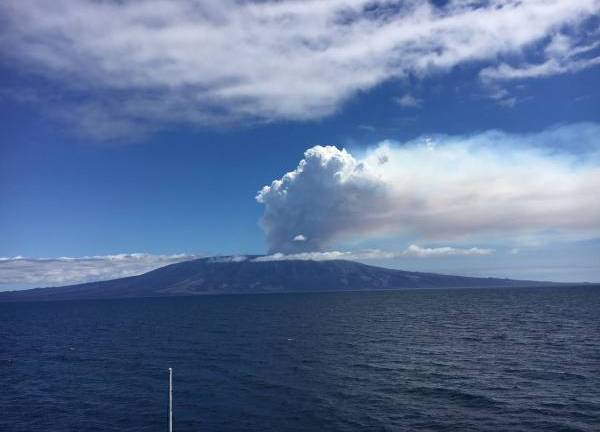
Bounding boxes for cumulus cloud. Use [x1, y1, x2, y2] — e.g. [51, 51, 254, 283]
[257, 145, 390, 253]
[1, 0, 598, 137]
[257, 123, 600, 253]
[254, 245, 494, 262]
[0, 253, 199, 289]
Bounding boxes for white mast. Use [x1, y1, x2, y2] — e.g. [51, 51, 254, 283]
[168, 367, 173, 432]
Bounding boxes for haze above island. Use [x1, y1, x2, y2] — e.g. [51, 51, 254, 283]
[1, 0, 599, 289]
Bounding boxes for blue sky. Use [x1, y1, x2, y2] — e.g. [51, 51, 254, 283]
[1, 0, 599, 289]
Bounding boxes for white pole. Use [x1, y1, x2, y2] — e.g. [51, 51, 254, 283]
[168, 367, 173, 432]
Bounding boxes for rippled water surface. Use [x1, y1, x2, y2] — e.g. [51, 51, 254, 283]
[1, 286, 599, 431]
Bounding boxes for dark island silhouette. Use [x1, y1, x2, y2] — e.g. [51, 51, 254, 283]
[0, 256, 560, 302]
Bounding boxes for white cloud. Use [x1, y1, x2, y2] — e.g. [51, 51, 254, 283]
[402, 244, 494, 258]
[0, 253, 199, 289]
[254, 251, 370, 262]
[481, 32, 600, 82]
[208, 255, 248, 263]
[254, 245, 494, 261]
[1, 0, 598, 137]
[481, 56, 600, 82]
[293, 234, 307, 242]
[485, 86, 519, 108]
[394, 94, 421, 108]
[0, 248, 492, 290]
[257, 123, 600, 253]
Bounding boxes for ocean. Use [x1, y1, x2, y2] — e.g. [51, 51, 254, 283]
[1, 286, 599, 431]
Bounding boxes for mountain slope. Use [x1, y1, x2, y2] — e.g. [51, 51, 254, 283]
[0, 256, 551, 301]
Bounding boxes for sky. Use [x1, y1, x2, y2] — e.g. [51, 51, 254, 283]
[1, 0, 600, 290]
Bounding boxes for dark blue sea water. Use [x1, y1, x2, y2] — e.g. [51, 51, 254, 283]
[1, 286, 599, 432]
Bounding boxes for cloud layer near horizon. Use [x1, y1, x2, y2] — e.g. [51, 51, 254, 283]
[0, 253, 198, 289]
[254, 245, 495, 262]
[257, 123, 600, 253]
[1, 0, 598, 137]
[0, 248, 493, 288]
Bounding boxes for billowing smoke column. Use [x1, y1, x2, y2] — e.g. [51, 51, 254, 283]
[256, 145, 391, 253]
[256, 125, 600, 254]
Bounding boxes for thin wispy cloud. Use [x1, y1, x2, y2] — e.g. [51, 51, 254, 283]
[0, 253, 200, 289]
[481, 33, 600, 82]
[1, 0, 598, 138]
[394, 94, 422, 108]
[257, 123, 600, 253]
[254, 245, 494, 262]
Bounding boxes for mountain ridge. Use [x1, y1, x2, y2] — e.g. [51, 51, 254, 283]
[0, 256, 559, 302]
